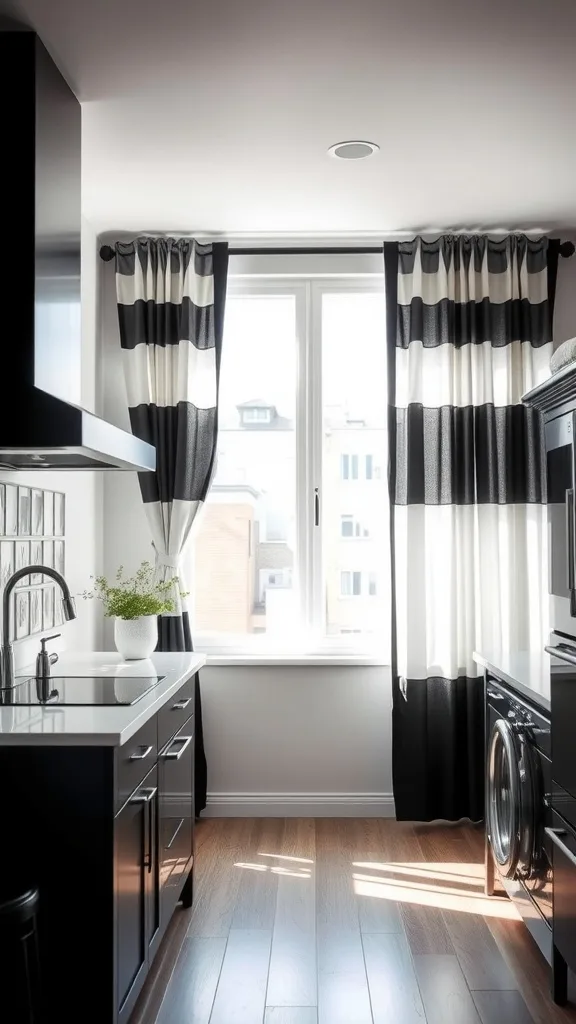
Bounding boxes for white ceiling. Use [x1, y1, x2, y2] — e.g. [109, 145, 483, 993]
[8, 0, 576, 235]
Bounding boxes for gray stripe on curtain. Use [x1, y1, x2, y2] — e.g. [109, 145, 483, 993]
[386, 234, 557, 823]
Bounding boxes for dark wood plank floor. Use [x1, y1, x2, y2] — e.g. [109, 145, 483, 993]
[130, 818, 576, 1024]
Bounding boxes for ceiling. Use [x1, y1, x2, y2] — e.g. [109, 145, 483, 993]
[7, 0, 576, 235]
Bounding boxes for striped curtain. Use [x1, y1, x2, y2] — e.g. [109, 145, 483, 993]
[385, 235, 558, 822]
[113, 236, 229, 813]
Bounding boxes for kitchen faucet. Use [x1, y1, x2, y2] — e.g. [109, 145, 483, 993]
[0, 566, 76, 692]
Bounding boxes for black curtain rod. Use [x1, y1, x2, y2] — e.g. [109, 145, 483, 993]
[99, 240, 576, 262]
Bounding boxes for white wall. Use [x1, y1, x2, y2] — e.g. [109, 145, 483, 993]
[2, 217, 103, 671]
[98, 243, 576, 817]
[201, 664, 393, 816]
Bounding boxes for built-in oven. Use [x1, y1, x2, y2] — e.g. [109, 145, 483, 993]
[486, 676, 553, 961]
[546, 410, 576, 638]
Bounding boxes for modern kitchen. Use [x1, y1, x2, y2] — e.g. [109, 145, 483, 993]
[3, 3, 576, 1024]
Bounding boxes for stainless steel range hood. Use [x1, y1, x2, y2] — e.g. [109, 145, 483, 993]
[0, 27, 155, 473]
[0, 389, 156, 472]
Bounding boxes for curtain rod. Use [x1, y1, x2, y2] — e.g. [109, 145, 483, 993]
[99, 240, 576, 262]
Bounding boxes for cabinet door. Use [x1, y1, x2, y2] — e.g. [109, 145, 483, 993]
[115, 764, 158, 1018]
[158, 722, 194, 929]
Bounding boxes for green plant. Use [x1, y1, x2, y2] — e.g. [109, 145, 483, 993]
[82, 561, 186, 620]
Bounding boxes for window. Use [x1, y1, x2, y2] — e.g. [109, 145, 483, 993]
[340, 454, 359, 480]
[192, 268, 389, 656]
[340, 571, 362, 597]
[340, 571, 378, 598]
[242, 406, 271, 424]
[340, 515, 369, 538]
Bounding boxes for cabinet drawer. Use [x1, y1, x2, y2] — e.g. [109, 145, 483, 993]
[158, 676, 195, 751]
[116, 716, 158, 812]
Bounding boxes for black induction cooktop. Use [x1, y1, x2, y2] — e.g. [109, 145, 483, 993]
[4, 676, 165, 706]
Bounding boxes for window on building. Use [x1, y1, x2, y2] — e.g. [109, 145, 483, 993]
[340, 515, 369, 538]
[191, 266, 389, 656]
[341, 454, 360, 480]
[242, 406, 271, 424]
[340, 571, 362, 597]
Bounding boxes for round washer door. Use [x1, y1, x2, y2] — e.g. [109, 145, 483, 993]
[487, 718, 521, 877]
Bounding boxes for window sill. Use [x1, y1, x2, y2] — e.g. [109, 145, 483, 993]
[204, 653, 390, 667]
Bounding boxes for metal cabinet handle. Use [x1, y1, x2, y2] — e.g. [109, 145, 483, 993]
[545, 645, 576, 667]
[545, 826, 576, 868]
[129, 744, 153, 761]
[166, 818, 185, 850]
[164, 735, 193, 761]
[172, 697, 192, 711]
[131, 785, 157, 804]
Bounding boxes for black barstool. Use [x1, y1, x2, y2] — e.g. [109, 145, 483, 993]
[0, 886, 42, 1023]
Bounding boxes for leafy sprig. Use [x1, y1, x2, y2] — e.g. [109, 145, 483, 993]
[82, 561, 187, 620]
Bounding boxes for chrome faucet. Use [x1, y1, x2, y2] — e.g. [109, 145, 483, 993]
[0, 566, 76, 692]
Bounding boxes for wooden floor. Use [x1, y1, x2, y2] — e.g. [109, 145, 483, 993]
[130, 818, 576, 1024]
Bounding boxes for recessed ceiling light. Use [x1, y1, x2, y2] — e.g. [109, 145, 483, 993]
[328, 140, 380, 160]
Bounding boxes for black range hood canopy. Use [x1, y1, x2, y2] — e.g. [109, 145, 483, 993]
[0, 27, 155, 473]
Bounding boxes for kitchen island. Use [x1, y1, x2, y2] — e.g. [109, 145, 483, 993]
[0, 651, 205, 1024]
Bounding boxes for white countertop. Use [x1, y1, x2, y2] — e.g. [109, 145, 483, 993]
[0, 651, 206, 746]
[473, 649, 551, 710]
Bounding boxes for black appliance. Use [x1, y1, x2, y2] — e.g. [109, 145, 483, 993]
[485, 676, 553, 961]
[541, 635, 576, 1004]
[0, 25, 155, 473]
[1, 676, 165, 706]
[523, 368, 576, 1004]
[524, 362, 576, 640]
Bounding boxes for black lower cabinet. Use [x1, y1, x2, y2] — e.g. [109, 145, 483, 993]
[158, 726, 195, 932]
[0, 680, 195, 1024]
[116, 765, 160, 1023]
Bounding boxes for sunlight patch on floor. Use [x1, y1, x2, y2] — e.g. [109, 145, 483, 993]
[234, 861, 312, 879]
[353, 863, 520, 920]
[258, 852, 314, 864]
[353, 860, 484, 887]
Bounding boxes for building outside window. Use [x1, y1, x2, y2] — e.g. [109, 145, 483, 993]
[191, 260, 389, 657]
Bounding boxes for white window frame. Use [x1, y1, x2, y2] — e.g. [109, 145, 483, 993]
[191, 258, 388, 661]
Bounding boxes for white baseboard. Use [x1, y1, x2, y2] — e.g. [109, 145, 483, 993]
[203, 792, 395, 817]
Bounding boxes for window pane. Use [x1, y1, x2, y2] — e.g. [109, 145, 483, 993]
[341, 515, 353, 538]
[192, 294, 297, 639]
[322, 290, 389, 640]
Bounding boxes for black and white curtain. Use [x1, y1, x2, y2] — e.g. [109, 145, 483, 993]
[114, 236, 229, 813]
[385, 235, 559, 822]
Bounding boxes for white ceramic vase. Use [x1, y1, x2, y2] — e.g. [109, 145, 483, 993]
[114, 615, 158, 660]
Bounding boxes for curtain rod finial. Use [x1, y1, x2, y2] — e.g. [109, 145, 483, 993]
[559, 241, 575, 258]
[99, 244, 115, 262]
